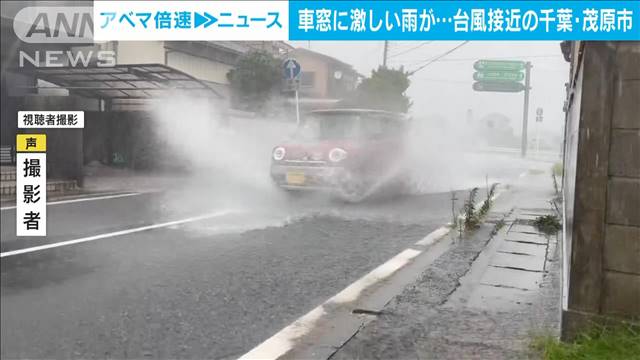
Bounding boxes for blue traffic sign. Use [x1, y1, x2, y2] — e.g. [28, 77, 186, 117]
[283, 59, 301, 80]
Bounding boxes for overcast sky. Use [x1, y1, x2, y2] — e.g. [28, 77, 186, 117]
[289, 41, 569, 137]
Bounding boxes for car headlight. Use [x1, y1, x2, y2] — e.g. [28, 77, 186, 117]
[328, 148, 347, 162]
[273, 146, 286, 161]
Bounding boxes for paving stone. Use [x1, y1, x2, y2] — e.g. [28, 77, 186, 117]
[481, 265, 545, 291]
[490, 252, 546, 272]
[505, 231, 549, 245]
[498, 241, 547, 257]
[510, 224, 543, 234]
[466, 283, 533, 310]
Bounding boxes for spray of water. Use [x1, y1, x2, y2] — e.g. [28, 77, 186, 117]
[149, 94, 344, 231]
[148, 94, 530, 231]
[149, 95, 287, 211]
[402, 114, 529, 194]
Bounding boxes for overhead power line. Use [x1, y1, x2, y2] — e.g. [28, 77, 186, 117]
[388, 41, 432, 59]
[411, 77, 469, 84]
[401, 54, 562, 66]
[407, 41, 470, 76]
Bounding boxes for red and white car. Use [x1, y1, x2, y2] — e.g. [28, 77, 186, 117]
[270, 109, 409, 201]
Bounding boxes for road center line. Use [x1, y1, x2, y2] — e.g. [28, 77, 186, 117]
[0, 192, 143, 211]
[0, 210, 236, 258]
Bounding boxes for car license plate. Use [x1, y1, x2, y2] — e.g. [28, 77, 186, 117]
[286, 171, 306, 185]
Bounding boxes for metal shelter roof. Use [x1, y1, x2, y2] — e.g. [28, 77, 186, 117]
[22, 64, 224, 100]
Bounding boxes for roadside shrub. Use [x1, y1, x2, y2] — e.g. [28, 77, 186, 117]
[464, 187, 480, 230]
[478, 183, 498, 218]
[534, 214, 562, 235]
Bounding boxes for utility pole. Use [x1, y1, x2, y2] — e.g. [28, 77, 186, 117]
[521, 62, 532, 158]
[382, 40, 389, 68]
[535, 107, 543, 157]
[450, 191, 458, 229]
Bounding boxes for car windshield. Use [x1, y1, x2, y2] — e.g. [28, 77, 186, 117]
[296, 112, 394, 141]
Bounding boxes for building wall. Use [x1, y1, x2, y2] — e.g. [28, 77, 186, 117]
[326, 63, 358, 99]
[166, 51, 233, 84]
[562, 41, 640, 339]
[116, 41, 166, 65]
[115, 41, 236, 85]
[294, 52, 329, 98]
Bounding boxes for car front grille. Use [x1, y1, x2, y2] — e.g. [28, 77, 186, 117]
[282, 159, 328, 167]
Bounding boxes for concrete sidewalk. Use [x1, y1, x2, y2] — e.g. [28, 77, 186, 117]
[331, 172, 562, 360]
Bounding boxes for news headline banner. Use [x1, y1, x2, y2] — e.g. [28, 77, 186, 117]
[91, 1, 638, 41]
[288, 1, 639, 40]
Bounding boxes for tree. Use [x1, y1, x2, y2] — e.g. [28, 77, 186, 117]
[352, 66, 411, 113]
[227, 51, 281, 112]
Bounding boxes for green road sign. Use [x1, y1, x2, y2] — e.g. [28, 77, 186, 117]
[472, 81, 525, 93]
[473, 70, 524, 82]
[473, 60, 526, 72]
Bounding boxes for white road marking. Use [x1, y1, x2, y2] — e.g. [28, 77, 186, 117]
[415, 226, 450, 246]
[331, 248, 422, 304]
[239, 306, 327, 360]
[239, 229, 448, 360]
[0, 210, 235, 258]
[0, 192, 143, 211]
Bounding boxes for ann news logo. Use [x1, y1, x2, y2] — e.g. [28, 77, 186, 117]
[13, 6, 115, 68]
[14, 6, 94, 43]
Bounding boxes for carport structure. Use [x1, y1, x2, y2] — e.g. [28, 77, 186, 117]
[27, 63, 224, 102]
[23, 63, 226, 113]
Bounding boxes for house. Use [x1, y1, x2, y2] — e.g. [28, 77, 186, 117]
[287, 48, 361, 105]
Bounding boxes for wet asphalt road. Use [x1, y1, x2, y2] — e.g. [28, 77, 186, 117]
[1, 184, 467, 359]
[0, 151, 537, 360]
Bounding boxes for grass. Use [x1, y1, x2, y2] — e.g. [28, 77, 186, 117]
[551, 162, 563, 200]
[552, 162, 563, 177]
[534, 214, 562, 235]
[463, 187, 480, 230]
[531, 324, 640, 360]
[478, 183, 498, 218]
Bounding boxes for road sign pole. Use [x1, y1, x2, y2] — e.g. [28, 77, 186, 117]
[535, 108, 543, 157]
[521, 62, 532, 158]
[283, 58, 302, 126]
[295, 89, 300, 126]
[535, 119, 540, 156]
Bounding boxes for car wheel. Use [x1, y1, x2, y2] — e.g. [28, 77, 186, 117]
[337, 181, 369, 203]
